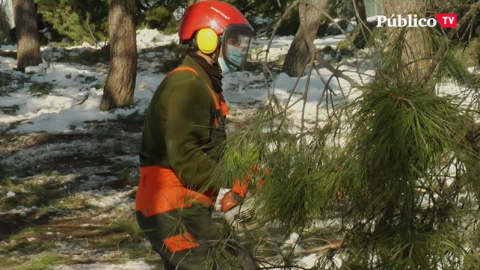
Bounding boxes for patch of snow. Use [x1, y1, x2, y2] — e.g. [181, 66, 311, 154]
[367, 15, 381, 22]
[281, 232, 305, 256]
[86, 190, 133, 209]
[253, 34, 345, 62]
[136, 29, 179, 50]
[172, 7, 186, 21]
[1, 27, 477, 269]
[346, 24, 355, 33]
[1, 31, 359, 134]
[0, 45, 16, 51]
[253, 16, 272, 25]
[0, 205, 34, 216]
[296, 253, 320, 269]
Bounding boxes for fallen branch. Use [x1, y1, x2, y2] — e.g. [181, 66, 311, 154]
[298, 241, 344, 255]
[315, 52, 360, 88]
[447, 1, 480, 40]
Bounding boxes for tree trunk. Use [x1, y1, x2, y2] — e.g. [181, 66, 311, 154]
[282, 0, 329, 77]
[383, 0, 429, 82]
[0, 4, 9, 44]
[100, 0, 137, 111]
[12, 0, 41, 72]
[352, 0, 368, 48]
[353, 0, 367, 27]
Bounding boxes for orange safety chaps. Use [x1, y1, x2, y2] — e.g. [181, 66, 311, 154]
[135, 166, 224, 269]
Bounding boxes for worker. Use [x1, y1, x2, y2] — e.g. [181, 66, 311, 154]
[135, 1, 253, 269]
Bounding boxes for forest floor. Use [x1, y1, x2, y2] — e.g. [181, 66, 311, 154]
[0, 28, 367, 269]
[0, 116, 164, 269]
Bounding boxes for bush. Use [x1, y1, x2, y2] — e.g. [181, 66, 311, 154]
[36, 0, 108, 45]
[144, 6, 171, 29]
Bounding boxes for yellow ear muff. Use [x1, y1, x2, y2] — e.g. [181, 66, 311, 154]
[196, 28, 218, 54]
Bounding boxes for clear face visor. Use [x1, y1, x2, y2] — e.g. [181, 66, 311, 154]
[221, 25, 252, 71]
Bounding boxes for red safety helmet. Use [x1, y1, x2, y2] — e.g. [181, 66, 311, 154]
[179, 1, 253, 72]
[179, 1, 251, 42]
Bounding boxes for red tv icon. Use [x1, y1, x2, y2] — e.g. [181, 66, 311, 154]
[435, 14, 457, 28]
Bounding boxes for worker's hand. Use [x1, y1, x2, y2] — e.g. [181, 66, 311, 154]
[244, 163, 269, 191]
[220, 164, 269, 213]
[220, 190, 243, 212]
[220, 176, 248, 212]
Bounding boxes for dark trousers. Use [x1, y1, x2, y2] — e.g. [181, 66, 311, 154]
[136, 206, 241, 270]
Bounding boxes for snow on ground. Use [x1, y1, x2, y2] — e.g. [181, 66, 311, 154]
[0, 28, 358, 269]
[1, 28, 477, 269]
[136, 29, 179, 50]
[0, 28, 365, 269]
[0, 29, 368, 135]
[252, 34, 346, 62]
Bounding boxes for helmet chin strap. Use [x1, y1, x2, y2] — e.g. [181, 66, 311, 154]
[193, 49, 216, 66]
[211, 50, 220, 66]
[208, 45, 222, 68]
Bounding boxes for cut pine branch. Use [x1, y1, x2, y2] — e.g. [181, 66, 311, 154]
[298, 241, 344, 255]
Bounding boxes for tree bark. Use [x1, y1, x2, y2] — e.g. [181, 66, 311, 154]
[352, 0, 368, 48]
[282, 0, 329, 77]
[353, 0, 367, 27]
[100, 0, 137, 111]
[12, 0, 41, 72]
[383, 0, 429, 82]
[0, 5, 9, 43]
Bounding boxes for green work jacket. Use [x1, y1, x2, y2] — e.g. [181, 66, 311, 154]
[139, 55, 227, 188]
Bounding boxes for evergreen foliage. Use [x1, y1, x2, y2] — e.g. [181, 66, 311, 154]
[31, 0, 306, 42]
[35, 0, 109, 45]
[334, 80, 477, 268]
[138, 1, 179, 33]
[206, 2, 480, 268]
[144, 6, 170, 29]
[20, 0, 479, 268]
